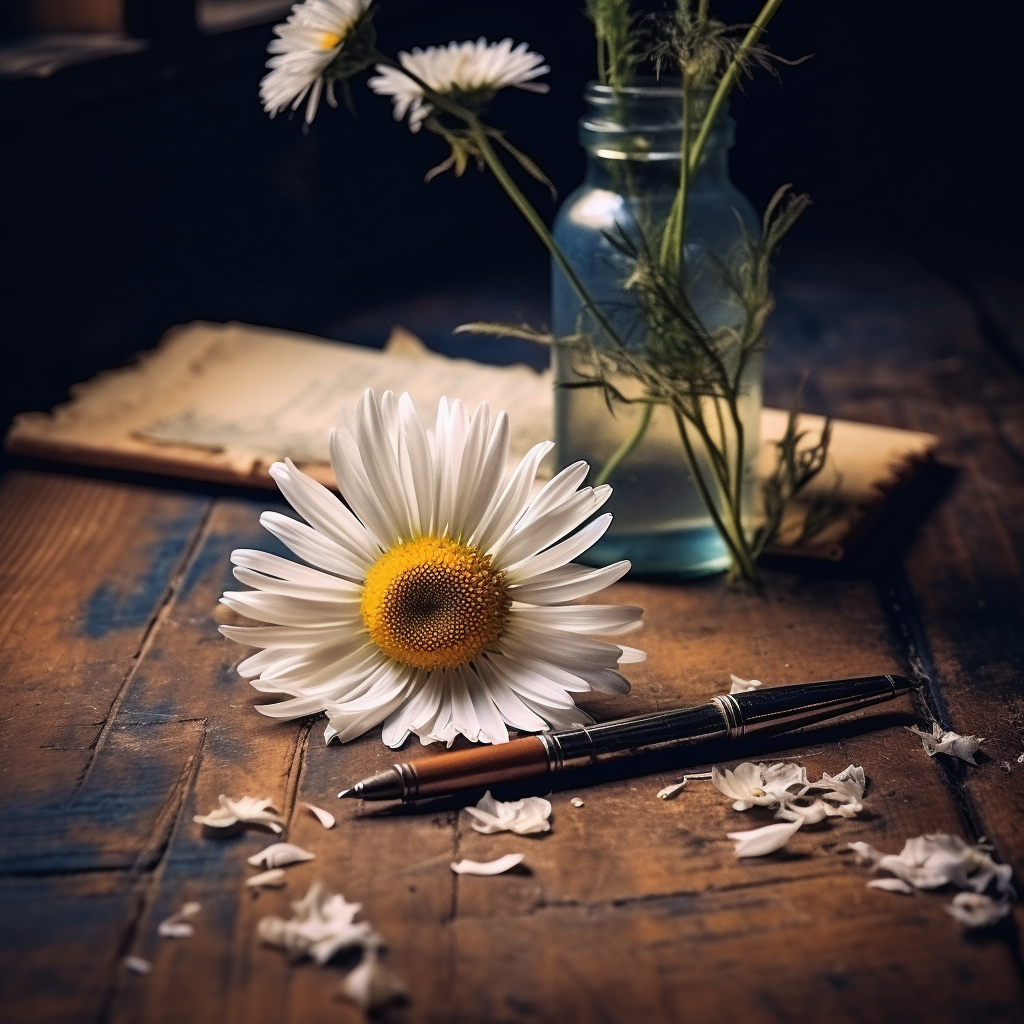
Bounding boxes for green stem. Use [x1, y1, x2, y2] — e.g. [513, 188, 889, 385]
[673, 407, 759, 585]
[659, 72, 693, 277]
[473, 131, 625, 352]
[595, 402, 654, 487]
[688, 0, 786, 178]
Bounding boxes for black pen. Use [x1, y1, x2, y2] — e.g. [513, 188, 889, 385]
[338, 674, 920, 802]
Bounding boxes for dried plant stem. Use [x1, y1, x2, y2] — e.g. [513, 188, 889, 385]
[687, 0, 785, 177]
[594, 402, 654, 487]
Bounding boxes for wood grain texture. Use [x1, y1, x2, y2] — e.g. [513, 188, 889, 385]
[2, 248, 1024, 1024]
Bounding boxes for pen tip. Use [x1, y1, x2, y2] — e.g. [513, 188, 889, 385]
[337, 788, 354, 799]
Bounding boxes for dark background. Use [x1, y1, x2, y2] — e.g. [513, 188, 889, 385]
[1, 0, 1021, 447]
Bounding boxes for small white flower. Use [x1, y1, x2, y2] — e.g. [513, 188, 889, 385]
[221, 389, 644, 749]
[261, 0, 374, 124]
[464, 791, 551, 835]
[451, 853, 525, 875]
[907, 722, 984, 764]
[711, 761, 807, 811]
[945, 892, 1013, 929]
[193, 795, 285, 834]
[341, 945, 405, 1013]
[248, 843, 316, 869]
[368, 38, 550, 132]
[728, 674, 761, 694]
[727, 819, 803, 858]
[258, 882, 378, 965]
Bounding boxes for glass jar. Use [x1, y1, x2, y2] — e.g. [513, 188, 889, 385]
[551, 81, 761, 577]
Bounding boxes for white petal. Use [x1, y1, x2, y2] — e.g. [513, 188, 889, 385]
[219, 623, 351, 650]
[474, 657, 551, 733]
[472, 441, 553, 552]
[511, 604, 643, 636]
[450, 853, 525, 875]
[230, 548, 362, 590]
[231, 566, 362, 603]
[220, 591, 362, 628]
[355, 389, 415, 540]
[329, 426, 400, 550]
[248, 843, 316, 868]
[268, 460, 378, 564]
[260, 511, 367, 581]
[727, 819, 803, 857]
[517, 460, 589, 527]
[867, 878, 915, 895]
[503, 514, 612, 581]
[303, 803, 335, 829]
[510, 560, 631, 604]
[247, 868, 288, 888]
[494, 485, 611, 568]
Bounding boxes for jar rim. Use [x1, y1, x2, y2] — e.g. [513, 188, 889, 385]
[585, 78, 716, 101]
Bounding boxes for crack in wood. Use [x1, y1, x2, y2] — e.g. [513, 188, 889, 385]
[72, 502, 215, 803]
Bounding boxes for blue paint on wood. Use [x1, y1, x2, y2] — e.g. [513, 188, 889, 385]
[83, 505, 208, 639]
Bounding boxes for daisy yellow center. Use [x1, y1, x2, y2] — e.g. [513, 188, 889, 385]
[319, 31, 343, 50]
[361, 537, 509, 671]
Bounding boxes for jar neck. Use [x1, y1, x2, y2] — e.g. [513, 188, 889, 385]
[579, 79, 735, 195]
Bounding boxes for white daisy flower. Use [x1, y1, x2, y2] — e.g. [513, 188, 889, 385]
[220, 389, 644, 749]
[367, 37, 550, 132]
[260, 0, 375, 124]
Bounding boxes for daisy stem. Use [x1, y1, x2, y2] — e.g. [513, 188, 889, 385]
[473, 130, 627, 353]
[594, 401, 653, 487]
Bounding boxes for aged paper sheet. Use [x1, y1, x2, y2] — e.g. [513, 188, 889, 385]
[6, 320, 937, 559]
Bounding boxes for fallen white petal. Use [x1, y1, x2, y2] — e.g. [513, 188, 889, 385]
[867, 877, 916, 895]
[258, 882, 378, 965]
[906, 723, 984, 765]
[658, 773, 713, 800]
[157, 901, 201, 938]
[570, 798, 585, 808]
[247, 868, 288, 888]
[340, 947, 406, 1012]
[729, 674, 762, 694]
[248, 843, 316, 869]
[304, 802, 336, 829]
[193, 795, 285, 833]
[727, 819, 803, 858]
[124, 956, 152, 975]
[945, 892, 1014, 929]
[464, 791, 551, 835]
[451, 853, 525, 875]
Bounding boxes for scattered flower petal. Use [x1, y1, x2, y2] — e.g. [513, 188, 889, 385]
[304, 802, 335, 829]
[846, 834, 1015, 896]
[867, 877, 915, 895]
[248, 843, 316, 869]
[157, 901, 201, 939]
[712, 762, 807, 811]
[247, 868, 288, 889]
[570, 797, 585, 808]
[727, 819, 803, 858]
[464, 791, 551, 835]
[945, 892, 1014, 929]
[124, 956, 152, 975]
[340, 946, 406, 1013]
[451, 853, 525, 875]
[194, 795, 285, 834]
[729, 674, 762, 694]
[907, 722, 984, 764]
[258, 882, 378, 965]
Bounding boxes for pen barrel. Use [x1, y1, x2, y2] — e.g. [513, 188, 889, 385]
[725, 674, 909, 737]
[410, 735, 548, 798]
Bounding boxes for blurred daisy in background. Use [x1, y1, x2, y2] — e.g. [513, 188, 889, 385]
[220, 389, 643, 748]
[261, 0, 376, 123]
[368, 38, 550, 132]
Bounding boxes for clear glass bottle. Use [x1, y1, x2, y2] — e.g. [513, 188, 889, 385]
[551, 81, 761, 576]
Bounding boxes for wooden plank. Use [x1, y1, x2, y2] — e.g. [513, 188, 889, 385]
[0, 470, 210, 803]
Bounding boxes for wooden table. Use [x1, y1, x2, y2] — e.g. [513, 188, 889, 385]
[2, 249, 1023, 1023]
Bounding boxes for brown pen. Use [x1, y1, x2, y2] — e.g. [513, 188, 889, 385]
[337, 674, 920, 802]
